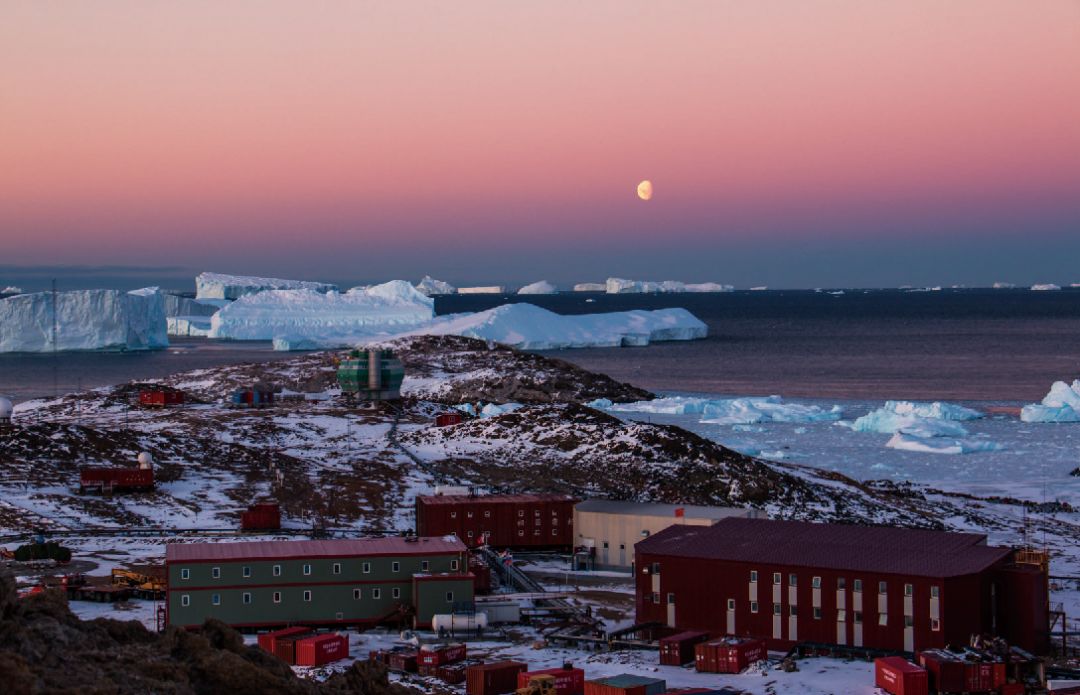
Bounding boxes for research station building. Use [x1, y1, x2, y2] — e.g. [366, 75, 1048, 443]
[573, 499, 764, 571]
[635, 518, 1049, 654]
[166, 536, 473, 630]
[415, 493, 577, 549]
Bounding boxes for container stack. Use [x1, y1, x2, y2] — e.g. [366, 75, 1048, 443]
[418, 643, 468, 676]
[916, 649, 1007, 694]
[693, 637, 766, 674]
[659, 630, 710, 666]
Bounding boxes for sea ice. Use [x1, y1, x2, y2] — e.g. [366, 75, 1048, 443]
[414, 276, 456, 296]
[518, 280, 558, 295]
[886, 432, 1005, 455]
[0, 288, 168, 352]
[1020, 380, 1080, 423]
[601, 395, 842, 425]
[195, 271, 338, 300]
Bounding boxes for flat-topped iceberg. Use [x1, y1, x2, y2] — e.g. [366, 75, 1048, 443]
[573, 283, 606, 292]
[195, 271, 338, 300]
[596, 395, 842, 425]
[1021, 380, 1080, 423]
[415, 276, 456, 296]
[1031, 283, 1061, 291]
[886, 433, 1004, 455]
[518, 280, 557, 295]
[605, 277, 733, 294]
[0, 288, 167, 352]
[210, 280, 434, 341]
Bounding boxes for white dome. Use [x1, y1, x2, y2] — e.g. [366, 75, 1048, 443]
[0, 397, 12, 419]
[137, 452, 154, 468]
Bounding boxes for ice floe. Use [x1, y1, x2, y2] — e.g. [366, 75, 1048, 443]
[886, 433, 1005, 455]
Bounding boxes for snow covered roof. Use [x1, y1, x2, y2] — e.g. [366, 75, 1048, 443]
[574, 499, 756, 520]
[166, 536, 465, 563]
[636, 517, 1012, 578]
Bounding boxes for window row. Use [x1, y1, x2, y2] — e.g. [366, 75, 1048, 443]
[179, 559, 456, 581]
[449, 509, 570, 519]
[178, 586, 457, 608]
[748, 571, 937, 598]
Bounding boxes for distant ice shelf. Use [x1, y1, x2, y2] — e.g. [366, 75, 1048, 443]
[195, 271, 338, 300]
[604, 277, 734, 294]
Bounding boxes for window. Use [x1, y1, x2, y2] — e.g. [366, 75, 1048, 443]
[641, 530, 650, 538]
[772, 603, 781, 616]
[180, 568, 190, 580]
[392, 587, 400, 599]
[450, 560, 459, 571]
[353, 589, 362, 600]
[878, 613, 888, 626]
[533, 529, 540, 536]
[853, 579, 862, 593]
[789, 574, 797, 587]
[181, 594, 190, 607]
[362, 562, 371, 574]
[750, 570, 758, 583]
[534, 510, 540, 517]
[372, 588, 381, 599]
[931, 618, 940, 632]
[273, 565, 282, 577]
[619, 544, 625, 550]
[421, 560, 430, 571]
[750, 601, 759, 613]
[534, 518, 541, 526]
[931, 586, 940, 599]
[837, 577, 846, 590]
[667, 593, 676, 605]
[467, 511, 473, 518]
[332, 563, 341, 575]
[518, 510, 524, 517]
[813, 607, 822, 619]
[789, 605, 798, 617]
[392, 561, 400, 572]
[854, 611, 863, 624]
[484, 510, 491, 518]
[812, 576, 821, 589]
[651, 592, 660, 603]
[273, 592, 281, 603]
[446, 591, 454, 602]
[878, 581, 887, 594]
[650, 562, 660, 574]
[904, 583, 913, 597]
[450, 511, 457, 518]
[518, 530, 524, 537]
[602, 541, 610, 549]
[772, 572, 781, 585]
[303, 564, 312, 576]
[467, 530, 474, 538]
[303, 590, 312, 602]
[837, 609, 847, 622]
[243, 592, 252, 605]
[553, 517, 558, 524]
[212, 593, 221, 606]
[552, 509, 558, 515]
[904, 615, 914, 628]
[727, 599, 736, 610]
[243, 566, 251, 578]
[212, 567, 221, 579]
[552, 529, 558, 536]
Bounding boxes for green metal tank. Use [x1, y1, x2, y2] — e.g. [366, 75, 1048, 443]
[337, 348, 404, 401]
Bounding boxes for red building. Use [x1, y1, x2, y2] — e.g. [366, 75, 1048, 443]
[635, 518, 1049, 654]
[415, 494, 577, 548]
[79, 466, 154, 493]
[138, 389, 185, 407]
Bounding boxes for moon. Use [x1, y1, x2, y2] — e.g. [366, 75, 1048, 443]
[637, 180, 653, 201]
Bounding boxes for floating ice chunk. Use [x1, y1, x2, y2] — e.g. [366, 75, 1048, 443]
[0, 288, 167, 352]
[195, 271, 337, 300]
[844, 411, 969, 437]
[1031, 283, 1061, 291]
[886, 432, 1005, 455]
[882, 400, 983, 421]
[992, 282, 1016, 289]
[518, 280, 558, 295]
[480, 402, 523, 418]
[604, 395, 842, 425]
[414, 276, 456, 296]
[586, 398, 614, 409]
[1020, 380, 1080, 422]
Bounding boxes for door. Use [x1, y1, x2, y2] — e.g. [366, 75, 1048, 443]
[666, 598, 676, 627]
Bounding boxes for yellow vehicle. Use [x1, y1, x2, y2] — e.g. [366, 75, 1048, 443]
[111, 565, 166, 599]
[516, 675, 557, 695]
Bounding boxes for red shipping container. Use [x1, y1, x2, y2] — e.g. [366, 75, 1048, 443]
[419, 643, 467, 667]
[389, 651, 418, 672]
[918, 650, 1001, 694]
[295, 633, 348, 667]
[274, 634, 309, 665]
[241, 503, 282, 530]
[518, 667, 586, 695]
[139, 390, 185, 407]
[467, 661, 528, 695]
[694, 637, 765, 674]
[659, 631, 710, 666]
[584, 675, 667, 695]
[999, 684, 1025, 695]
[258, 626, 311, 654]
[436, 412, 464, 427]
[874, 657, 928, 695]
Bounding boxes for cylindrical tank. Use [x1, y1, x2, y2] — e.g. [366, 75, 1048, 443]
[432, 613, 488, 633]
[137, 452, 154, 469]
[368, 349, 382, 391]
[0, 396, 12, 424]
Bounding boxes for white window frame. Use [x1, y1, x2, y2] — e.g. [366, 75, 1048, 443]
[181, 594, 190, 607]
[211, 567, 221, 579]
[421, 560, 430, 571]
[273, 591, 281, 603]
[392, 587, 401, 599]
[750, 570, 758, 583]
[242, 566, 251, 578]
[362, 562, 371, 574]
[772, 572, 781, 585]
[750, 601, 759, 613]
[354, 588, 362, 599]
[273, 564, 282, 577]
[332, 563, 341, 575]
[211, 593, 221, 606]
[372, 588, 381, 599]
[180, 568, 190, 580]
[392, 561, 400, 572]
[446, 591, 454, 602]
[450, 560, 459, 571]
[303, 563, 312, 576]
[243, 592, 252, 605]
[303, 590, 312, 602]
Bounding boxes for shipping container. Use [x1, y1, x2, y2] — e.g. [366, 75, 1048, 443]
[139, 390, 185, 407]
[295, 633, 349, 667]
[416, 494, 577, 549]
[694, 637, 766, 674]
[79, 467, 154, 492]
[438, 659, 485, 684]
[917, 649, 1004, 694]
[241, 503, 282, 530]
[874, 657, 928, 695]
[466, 661, 527, 695]
[436, 412, 464, 427]
[585, 674, 666, 695]
[518, 667, 585, 695]
[274, 632, 310, 665]
[659, 631, 710, 666]
[258, 625, 312, 655]
[999, 684, 1025, 695]
[389, 650, 419, 672]
[419, 643, 467, 667]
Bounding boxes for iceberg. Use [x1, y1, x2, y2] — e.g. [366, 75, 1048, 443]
[601, 395, 843, 425]
[1020, 380, 1080, 423]
[880, 400, 983, 421]
[844, 401, 981, 437]
[168, 316, 213, 337]
[518, 280, 558, 295]
[1031, 283, 1061, 291]
[0, 286, 22, 296]
[209, 280, 435, 341]
[605, 278, 732, 294]
[195, 271, 338, 300]
[415, 276, 456, 296]
[164, 294, 221, 318]
[457, 286, 507, 294]
[573, 283, 606, 292]
[0, 288, 168, 352]
[992, 282, 1016, 289]
[886, 432, 1004, 455]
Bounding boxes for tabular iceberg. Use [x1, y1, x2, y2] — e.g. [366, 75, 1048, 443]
[195, 272, 338, 300]
[596, 395, 843, 425]
[415, 276, 456, 296]
[518, 280, 557, 295]
[573, 283, 606, 292]
[605, 277, 733, 294]
[209, 280, 435, 341]
[886, 433, 1004, 455]
[1020, 380, 1080, 423]
[0, 288, 168, 352]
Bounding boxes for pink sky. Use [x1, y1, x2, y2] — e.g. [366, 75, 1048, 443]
[2, 1, 1079, 285]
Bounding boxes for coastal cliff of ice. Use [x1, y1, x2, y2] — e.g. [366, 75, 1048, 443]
[0, 288, 168, 352]
[210, 280, 434, 341]
[518, 280, 558, 295]
[593, 395, 842, 425]
[1021, 380, 1080, 423]
[415, 276, 456, 296]
[605, 278, 734, 294]
[195, 272, 338, 300]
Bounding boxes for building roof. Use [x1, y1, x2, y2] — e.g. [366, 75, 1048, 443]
[416, 493, 577, 505]
[635, 517, 1012, 578]
[575, 498, 754, 520]
[166, 536, 466, 563]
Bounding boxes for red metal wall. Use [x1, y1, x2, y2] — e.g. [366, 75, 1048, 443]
[79, 467, 154, 490]
[416, 496, 576, 548]
[993, 564, 1049, 654]
[634, 550, 1000, 653]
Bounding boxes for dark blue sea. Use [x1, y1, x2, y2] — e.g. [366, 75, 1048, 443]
[2, 289, 1079, 402]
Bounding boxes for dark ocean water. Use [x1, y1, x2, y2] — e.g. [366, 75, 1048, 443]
[2, 289, 1079, 402]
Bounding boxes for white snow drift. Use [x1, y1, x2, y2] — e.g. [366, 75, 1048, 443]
[414, 276, 456, 296]
[518, 280, 558, 295]
[1021, 380, 1080, 423]
[195, 272, 338, 300]
[0, 288, 168, 352]
[594, 395, 843, 425]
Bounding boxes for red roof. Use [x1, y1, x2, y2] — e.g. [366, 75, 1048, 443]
[636, 517, 1012, 578]
[416, 493, 577, 505]
[166, 536, 465, 563]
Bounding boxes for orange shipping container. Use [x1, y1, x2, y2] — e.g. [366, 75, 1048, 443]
[874, 657, 928, 695]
